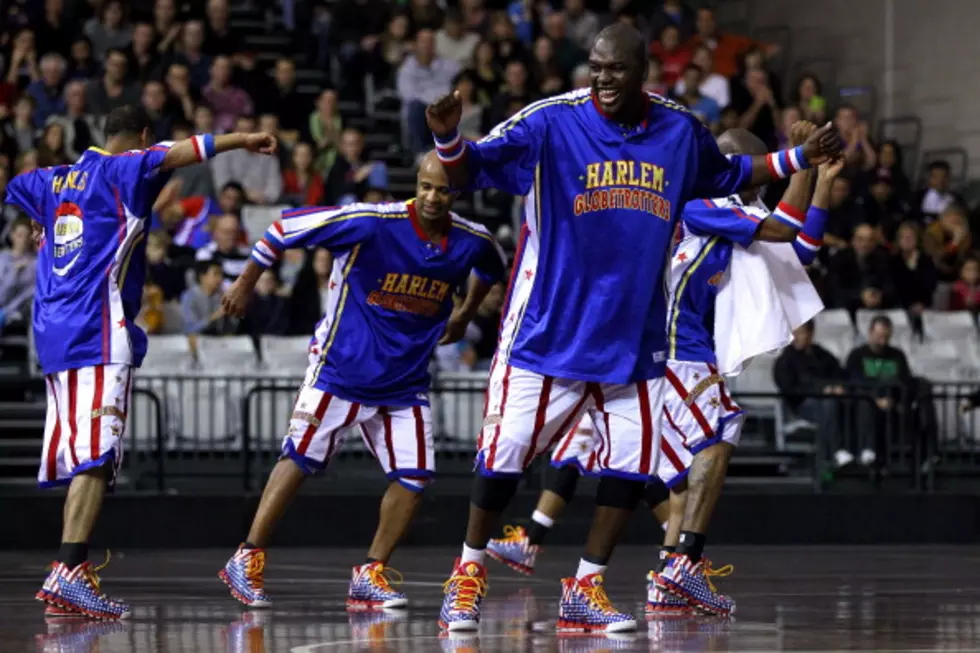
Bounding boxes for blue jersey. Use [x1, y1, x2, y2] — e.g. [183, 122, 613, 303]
[667, 196, 803, 364]
[251, 199, 506, 406]
[458, 88, 754, 383]
[5, 145, 174, 374]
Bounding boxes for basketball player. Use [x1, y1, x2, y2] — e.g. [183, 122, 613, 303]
[425, 22, 840, 632]
[217, 152, 506, 611]
[3, 105, 276, 619]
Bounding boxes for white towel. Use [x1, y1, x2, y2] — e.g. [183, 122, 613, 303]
[714, 240, 824, 376]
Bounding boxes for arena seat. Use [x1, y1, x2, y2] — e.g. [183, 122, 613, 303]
[726, 351, 788, 450]
[259, 335, 311, 378]
[242, 205, 289, 245]
[921, 310, 978, 345]
[812, 309, 855, 358]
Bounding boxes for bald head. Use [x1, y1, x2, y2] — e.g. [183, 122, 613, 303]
[418, 150, 446, 180]
[716, 128, 767, 156]
[593, 23, 646, 69]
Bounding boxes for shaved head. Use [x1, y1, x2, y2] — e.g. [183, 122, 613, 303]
[716, 128, 767, 156]
[593, 23, 646, 69]
[418, 150, 446, 180]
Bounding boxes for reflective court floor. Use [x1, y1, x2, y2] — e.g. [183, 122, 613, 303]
[5, 546, 980, 653]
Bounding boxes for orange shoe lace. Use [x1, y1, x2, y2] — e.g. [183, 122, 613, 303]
[703, 559, 734, 593]
[245, 550, 266, 590]
[366, 564, 403, 593]
[81, 550, 113, 596]
[443, 570, 488, 611]
[581, 576, 617, 614]
[497, 525, 527, 544]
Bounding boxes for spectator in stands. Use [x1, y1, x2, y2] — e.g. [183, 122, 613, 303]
[489, 11, 525, 65]
[323, 127, 388, 206]
[454, 72, 485, 141]
[146, 230, 186, 302]
[195, 214, 251, 286]
[173, 20, 212, 91]
[258, 113, 291, 172]
[141, 80, 173, 142]
[835, 105, 876, 172]
[540, 12, 585, 78]
[246, 269, 289, 335]
[912, 160, 964, 224]
[677, 63, 719, 129]
[648, 0, 696, 44]
[824, 174, 864, 248]
[156, 181, 246, 250]
[256, 58, 307, 141]
[281, 141, 325, 206]
[365, 12, 412, 89]
[460, 0, 490, 34]
[203, 55, 253, 134]
[505, 0, 534, 46]
[563, 0, 600, 52]
[407, 0, 445, 32]
[490, 60, 531, 125]
[731, 47, 781, 148]
[864, 170, 910, 244]
[153, 0, 183, 58]
[163, 63, 199, 125]
[67, 37, 99, 81]
[203, 0, 243, 58]
[182, 260, 235, 335]
[83, 0, 132, 62]
[827, 223, 895, 312]
[674, 45, 728, 109]
[793, 74, 827, 124]
[0, 168, 19, 235]
[873, 140, 912, 203]
[684, 7, 767, 78]
[773, 320, 845, 459]
[890, 222, 937, 318]
[332, 0, 392, 80]
[36, 123, 69, 167]
[26, 53, 66, 128]
[949, 258, 980, 312]
[84, 48, 140, 116]
[137, 281, 165, 335]
[776, 106, 802, 150]
[924, 205, 972, 283]
[172, 121, 216, 198]
[127, 22, 159, 84]
[35, 0, 71, 59]
[5, 29, 40, 88]
[643, 56, 667, 96]
[0, 217, 36, 334]
[6, 96, 37, 155]
[288, 247, 332, 335]
[650, 24, 689, 87]
[397, 29, 459, 158]
[212, 115, 282, 205]
[845, 315, 912, 468]
[437, 9, 480, 67]
[15, 149, 39, 175]
[305, 89, 343, 175]
[530, 37, 565, 96]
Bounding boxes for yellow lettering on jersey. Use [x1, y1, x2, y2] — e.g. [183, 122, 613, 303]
[52, 176, 63, 194]
[392, 274, 410, 295]
[408, 275, 424, 296]
[585, 163, 600, 190]
[381, 273, 399, 292]
[76, 172, 87, 191]
[615, 161, 629, 186]
[432, 280, 449, 301]
[651, 165, 664, 193]
[600, 162, 614, 187]
[628, 161, 640, 186]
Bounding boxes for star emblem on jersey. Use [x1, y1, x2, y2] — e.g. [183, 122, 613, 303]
[692, 372, 700, 380]
[523, 269, 533, 280]
[116, 319, 125, 328]
[677, 253, 688, 262]
[709, 396, 721, 408]
[329, 281, 337, 290]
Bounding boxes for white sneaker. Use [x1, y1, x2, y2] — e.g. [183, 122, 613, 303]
[860, 449, 876, 466]
[834, 449, 854, 468]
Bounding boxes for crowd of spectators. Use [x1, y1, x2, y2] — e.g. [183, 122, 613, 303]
[0, 0, 979, 381]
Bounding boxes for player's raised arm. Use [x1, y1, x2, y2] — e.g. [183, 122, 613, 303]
[222, 204, 378, 317]
[753, 121, 818, 242]
[160, 131, 277, 171]
[793, 157, 844, 265]
[426, 90, 544, 196]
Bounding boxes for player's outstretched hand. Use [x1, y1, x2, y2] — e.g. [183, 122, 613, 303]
[789, 120, 817, 147]
[817, 156, 846, 182]
[245, 132, 278, 155]
[438, 309, 469, 346]
[221, 279, 252, 318]
[426, 91, 463, 138]
[801, 122, 841, 166]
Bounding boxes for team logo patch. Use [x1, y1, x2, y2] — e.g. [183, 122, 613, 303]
[53, 203, 85, 276]
[92, 406, 125, 420]
[483, 413, 501, 427]
[291, 411, 320, 426]
[685, 374, 724, 406]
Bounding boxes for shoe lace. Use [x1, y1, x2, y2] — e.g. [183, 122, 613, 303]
[245, 550, 266, 590]
[443, 573, 488, 611]
[498, 525, 526, 544]
[703, 559, 734, 594]
[367, 564, 403, 593]
[582, 576, 617, 614]
[82, 550, 113, 595]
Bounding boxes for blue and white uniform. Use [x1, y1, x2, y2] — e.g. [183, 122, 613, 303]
[250, 199, 505, 490]
[4, 144, 175, 488]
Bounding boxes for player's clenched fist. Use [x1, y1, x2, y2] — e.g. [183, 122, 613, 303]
[426, 91, 463, 138]
[801, 122, 842, 166]
[789, 120, 817, 147]
[245, 131, 278, 155]
[221, 279, 252, 318]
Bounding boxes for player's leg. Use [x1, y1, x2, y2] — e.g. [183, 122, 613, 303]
[220, 386, 361, 608]
[349, 405, 435, 609]
[657, 362, 742, 616]
[36, 365, 133, 620]
[441, 364, 588, 632]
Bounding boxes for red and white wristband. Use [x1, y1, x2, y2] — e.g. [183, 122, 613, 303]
[433, 129, 466, 165]
[766, 145, 810, 179]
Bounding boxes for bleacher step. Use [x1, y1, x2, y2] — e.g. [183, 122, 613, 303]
[0, 418, 45, 430]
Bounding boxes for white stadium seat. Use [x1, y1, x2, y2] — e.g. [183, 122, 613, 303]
[259, 335, 312, 378]
[242, 205, 288, 244]
[813, 309, 855, 354]
[726, 350, 787, 449]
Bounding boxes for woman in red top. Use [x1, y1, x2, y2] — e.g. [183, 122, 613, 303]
[950, 258, 980, 311]
[281, 142, 325, 207]
[649, 24, 691, 88]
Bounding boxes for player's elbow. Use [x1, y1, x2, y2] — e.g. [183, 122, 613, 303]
[756, 217, 798, 243]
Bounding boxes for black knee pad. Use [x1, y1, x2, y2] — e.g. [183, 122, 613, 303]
[549, 465, 581, 503]
[595, 475, 645, 510]
[470, 474, 520, 513]
[644, 478, 670, 508]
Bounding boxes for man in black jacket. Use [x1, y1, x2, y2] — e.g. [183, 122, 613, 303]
[773, 321, 846, 464]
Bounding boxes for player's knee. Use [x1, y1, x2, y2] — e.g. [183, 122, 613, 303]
[470, 474, 520, 513]
[644, 478, 670, 508]
[550, 464, 581, 503]
[595, 475, 645, 510]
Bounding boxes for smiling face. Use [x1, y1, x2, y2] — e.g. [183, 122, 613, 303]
[415, 153, 454, 223]
[589, 35, 645, 118]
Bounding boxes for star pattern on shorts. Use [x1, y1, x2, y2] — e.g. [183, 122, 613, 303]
[524, 269, 534, 280]
[117, 319, 126, 328]
[708, 396, 721, 408]
[692, 372, 700, 380]
[329, 281, 337, 290]
[677, 252, 688, 262]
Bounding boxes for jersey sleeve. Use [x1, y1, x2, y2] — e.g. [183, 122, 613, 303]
[462, 106, 548, 195]
[4, 170, 48, 224]
[251, 204, 379, 268]
[690, 120, 753, 199]
[105, 142, 175, 217]
[472, 236, 508, 285]
[682, 199, 763, 249]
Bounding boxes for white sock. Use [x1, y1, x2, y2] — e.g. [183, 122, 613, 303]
[575, 558, 607, 580]
[460, 543, 485, 566]
[531, 510, 555, 528]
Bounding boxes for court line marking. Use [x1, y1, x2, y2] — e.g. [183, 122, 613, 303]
[291, 634, 511, 653]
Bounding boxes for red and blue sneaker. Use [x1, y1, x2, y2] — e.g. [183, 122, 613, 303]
[556, 574, 636, 633]
[486, 526, 539, 576]
[35, 560, 131, 621]
[645, 570, 695, 616]
[656, 555, 735, 617]
[347, 561, 408, 610]
[438, 558, 489, 632]
[219, 544, 272, 608]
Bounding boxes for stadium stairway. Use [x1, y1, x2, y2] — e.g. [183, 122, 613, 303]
[0, 379, 45, 489]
